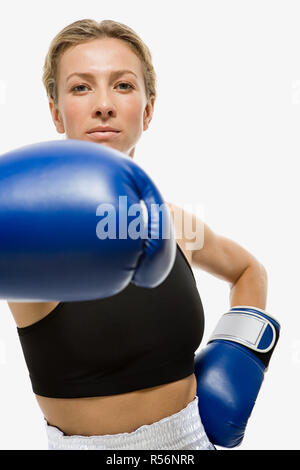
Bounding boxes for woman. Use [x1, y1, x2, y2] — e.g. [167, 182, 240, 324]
[7, 19, 267, 450]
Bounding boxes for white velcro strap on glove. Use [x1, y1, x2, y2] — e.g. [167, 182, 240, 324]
[208, 308, 277, 353]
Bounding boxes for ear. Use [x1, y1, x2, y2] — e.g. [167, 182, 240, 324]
[49, 99, 65, 134]
[143, 95, 155, 131]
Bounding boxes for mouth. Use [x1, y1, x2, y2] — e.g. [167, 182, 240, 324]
[86, 130, 121, 141]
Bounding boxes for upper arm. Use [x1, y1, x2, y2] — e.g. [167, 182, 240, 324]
[192, 227, 261, 284]
[7, 301, 60, 328]
[168, 202, 262, 285]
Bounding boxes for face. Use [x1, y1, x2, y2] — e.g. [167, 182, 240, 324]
[49, 37, 155, 157]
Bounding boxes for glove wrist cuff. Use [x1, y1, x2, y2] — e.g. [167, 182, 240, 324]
[229, 306, 280, 329]
[208, 305, 280, 369]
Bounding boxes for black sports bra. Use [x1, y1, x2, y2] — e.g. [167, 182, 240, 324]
[17, 244, 205, 398]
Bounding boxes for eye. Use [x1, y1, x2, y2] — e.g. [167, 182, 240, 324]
[71, 84, 89, 93]
[70, 82, 134, 93]
[116, 82, 134, 91]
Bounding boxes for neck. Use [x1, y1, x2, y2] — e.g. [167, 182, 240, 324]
[129, 147, 135, 158]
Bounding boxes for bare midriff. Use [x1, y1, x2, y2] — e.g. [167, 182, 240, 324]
[35, 373, 197, 436]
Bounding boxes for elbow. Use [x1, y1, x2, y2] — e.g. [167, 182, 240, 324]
[259, 262, 268, 288]
[249, 261, 268, 289]
[234, 260, 268, 287]
[255, 261, 268, 281]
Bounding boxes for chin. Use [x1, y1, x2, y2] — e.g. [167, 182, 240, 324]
[79, 135, 131, 156]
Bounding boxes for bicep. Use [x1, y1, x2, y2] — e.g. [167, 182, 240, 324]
[168, 201, 260, 284]
[191, 224, 261, 284]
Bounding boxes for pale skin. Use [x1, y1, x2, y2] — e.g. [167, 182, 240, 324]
[7, 37, 268, 436]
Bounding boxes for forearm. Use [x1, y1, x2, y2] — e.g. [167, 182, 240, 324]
[229, 263, 268, 310]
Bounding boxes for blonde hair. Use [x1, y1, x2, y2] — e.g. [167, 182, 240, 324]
[42, 19, 157, 105]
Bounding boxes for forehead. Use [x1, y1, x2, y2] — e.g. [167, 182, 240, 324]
[58, 37, 143, 80]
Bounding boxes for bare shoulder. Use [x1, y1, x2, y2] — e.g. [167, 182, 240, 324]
[166, 202, 196, 266]
[7, 301, 60, 328]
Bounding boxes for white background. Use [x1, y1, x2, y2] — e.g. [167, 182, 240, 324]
[0, 0, 299, 450]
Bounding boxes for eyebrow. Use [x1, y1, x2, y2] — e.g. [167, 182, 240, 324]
[66, 70, 137, 82]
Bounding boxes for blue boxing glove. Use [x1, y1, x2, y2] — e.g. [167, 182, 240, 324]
[194, 306, 280, 448]
[0, 139, 176, 301]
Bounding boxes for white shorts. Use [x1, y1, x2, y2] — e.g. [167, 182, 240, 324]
[44, 395, 215, 450]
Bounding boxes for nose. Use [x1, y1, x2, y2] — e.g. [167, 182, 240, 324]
[91, 93, 117, 119]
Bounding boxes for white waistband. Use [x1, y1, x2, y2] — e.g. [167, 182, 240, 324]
[45, 396, 215, 450]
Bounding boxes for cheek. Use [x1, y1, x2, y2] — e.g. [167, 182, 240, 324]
[121, 96, 145, 127]
[62, 97, 87, 124]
